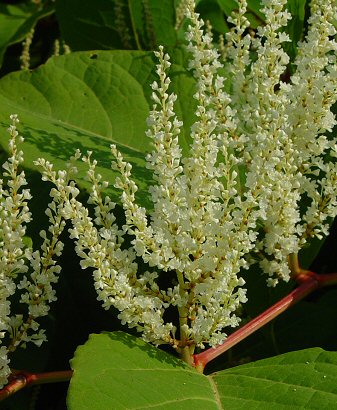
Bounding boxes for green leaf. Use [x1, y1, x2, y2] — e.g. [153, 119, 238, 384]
[216, 0, 237, 16]
[246, 0, 265, 28]
[0, 2, 54, 68]
[284, 0, 307, 61]
[216, 0, 265, 29]
[128, 0, 177, 49]
[67, 332, 219, 410]
[211, 348, 337, 409]
[197, 0, 229, 34]
[68, 332, 337, 409]
[56, 0, 177, 51]
[0, 50, 196, 208]
[55, 0, 126, 50]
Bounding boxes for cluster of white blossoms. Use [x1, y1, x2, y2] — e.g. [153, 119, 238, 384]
[1, 0, 337, 372]
[223, 0, 337, 284]
[0, 115, 66, 387]
[37, 0, 337, 358]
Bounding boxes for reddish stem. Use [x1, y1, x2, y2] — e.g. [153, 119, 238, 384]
[193, 271, 337, 372]
[2, 271, 337, 396]
[0, 370, 73, 401]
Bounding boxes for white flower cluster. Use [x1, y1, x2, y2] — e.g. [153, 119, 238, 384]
[224, 0, 337, 284]
[0, 116, 66, 388]
[10, 0, 337, 363]
[20, 28, 34, 71]
[37, 151, 175, 347]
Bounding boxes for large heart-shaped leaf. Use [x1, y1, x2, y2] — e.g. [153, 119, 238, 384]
[67, 331, 337, 409]
[68, 332, 218, 409]
[0, 50, 196, 207]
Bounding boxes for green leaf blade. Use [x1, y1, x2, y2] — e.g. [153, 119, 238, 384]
[67, 332, 218, 410]
[56, 0, 177, 51]
[68, 333, 337, 409]
[56, 0, 125, 50]
[0, 50, 195, 208]
[212, 348, 337, 409]
[0, 2, 54, 68]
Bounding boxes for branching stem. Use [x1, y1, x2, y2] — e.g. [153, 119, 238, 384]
[0, 370, 73, 401]
[193, 267, 337, 373]
[2, 268, 337, 394]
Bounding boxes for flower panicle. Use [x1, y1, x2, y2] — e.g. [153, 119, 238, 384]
[0, 117, 67, 387]
[1, 0, 337, 368]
